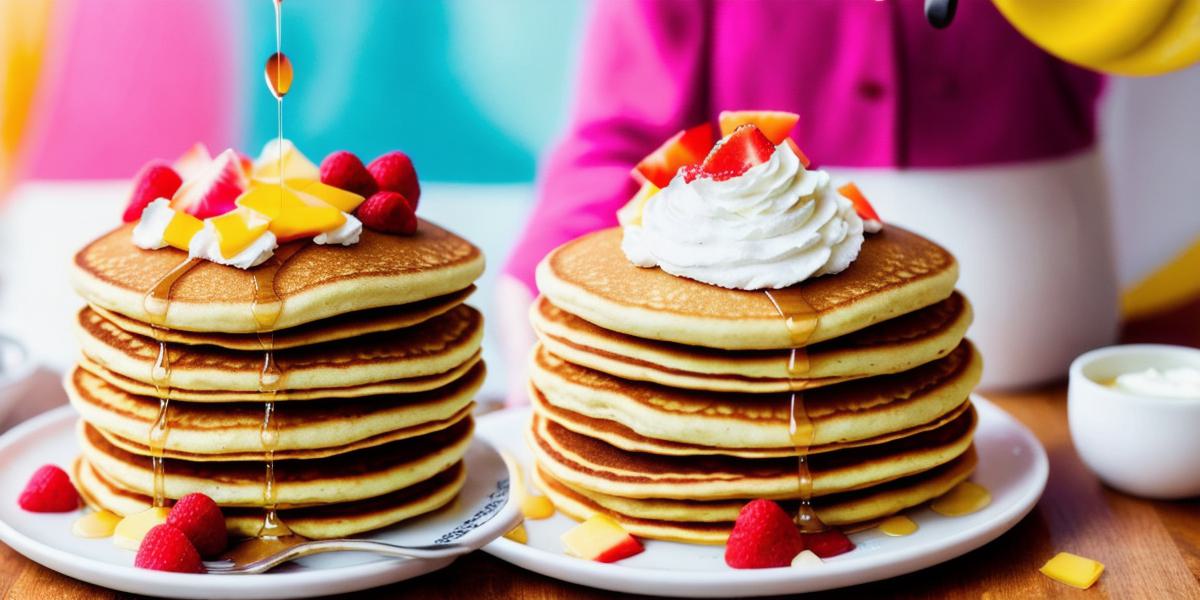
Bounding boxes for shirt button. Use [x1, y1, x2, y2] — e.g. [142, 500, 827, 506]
[856, 79, 885, 101]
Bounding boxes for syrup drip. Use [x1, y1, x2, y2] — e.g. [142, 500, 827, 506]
[763, 289, 823, 533]
[878, 515, 918, 537]
[141, 257, 200, 506]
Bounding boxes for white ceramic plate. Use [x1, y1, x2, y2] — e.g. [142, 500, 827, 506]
[478, 394, 1048, 597]
[0, 406, 521, 599]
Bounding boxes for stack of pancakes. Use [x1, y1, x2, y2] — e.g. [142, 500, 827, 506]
[528, 227, 982, 544]
[65, 221, 485, 539]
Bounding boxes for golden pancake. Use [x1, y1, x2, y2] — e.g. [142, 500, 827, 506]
[90, 285, 474, 350]
[75, 458, 466, 540]
[534, 450, 977, 544]
[78, 417, 473, 507]
[532, 386, 972, 459]
[77, 354, 481, 402]
[76, 305, 483, 393]
[531, 340, 981, 450]
[71, 221, 485, 333]
[536, 226, 957, 350]
[67, 362, 483, 458]
[528, 406, 975, 500]
[533, 292, 972, 392]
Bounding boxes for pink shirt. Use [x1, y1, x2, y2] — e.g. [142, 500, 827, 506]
[504, 0, 1103, 292]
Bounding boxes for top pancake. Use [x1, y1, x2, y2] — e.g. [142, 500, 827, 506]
[71, 220, 485, 333]
[536, 227, 957, 350]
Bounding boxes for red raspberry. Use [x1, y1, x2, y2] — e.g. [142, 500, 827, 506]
[320, 150, 378, 198]
[166, 493, 227, 558]
[356, 191, 417, 235]
[134, 524, 205, 573]
[367, 151, 420, 209]
[18, 465, 79, 513]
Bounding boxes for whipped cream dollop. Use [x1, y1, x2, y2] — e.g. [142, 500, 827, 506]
[189, 221, 277, 269]
[313, 212, 362, 246]
[1110, 367, 1200, 400]
[130, 199, 176, 250]
[621, 143, 866, 290]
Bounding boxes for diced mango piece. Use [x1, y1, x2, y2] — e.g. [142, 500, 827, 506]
[288, 179, 366, 213]
[73, 510, 122, 539]
[1040, 552, 1105, 589]
[616, 181, 660, 227]
[252, 139, 319, 182]
[561, 514, 643, 563]
[210, 207, 272, 259]
[237, 183, 346, 242]
[113, 507, 170, 550]
[503, 523, 528, 544]
[162, 211, 204, 251]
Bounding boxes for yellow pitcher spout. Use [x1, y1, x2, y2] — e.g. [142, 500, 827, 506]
[993, 0, 1200, 76]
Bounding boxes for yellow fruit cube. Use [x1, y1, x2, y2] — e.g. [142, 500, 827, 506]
[113, 507, 170, 550]
[237, 183, 346, 242]
[251, 140, 319, 182]
[162, 211, 204, 251]
[210, 207, 272, 259]
[561, 514, 643, 563]
[616, 181, 659, 227]
[1040, 552, 1105, 589]
[288, 179, 366, 213]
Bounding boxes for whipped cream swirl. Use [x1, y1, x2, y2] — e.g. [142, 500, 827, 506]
[621, 143, 865, 290]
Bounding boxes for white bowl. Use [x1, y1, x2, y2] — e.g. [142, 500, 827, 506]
[1068, 344, 1200, 499]
[0, 335, 35, 426]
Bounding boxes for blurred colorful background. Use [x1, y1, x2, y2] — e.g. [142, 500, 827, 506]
[1, 0, 1199, 408]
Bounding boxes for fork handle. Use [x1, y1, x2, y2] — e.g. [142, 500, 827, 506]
[284, 539, 473, 562]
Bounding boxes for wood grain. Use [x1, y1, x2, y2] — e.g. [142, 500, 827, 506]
[3, 313, 1198, 599]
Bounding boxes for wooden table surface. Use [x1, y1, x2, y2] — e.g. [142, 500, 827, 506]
[2, 305, 1198, 599]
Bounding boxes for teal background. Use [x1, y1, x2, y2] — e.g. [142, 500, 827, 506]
[239, 0, 587, 182]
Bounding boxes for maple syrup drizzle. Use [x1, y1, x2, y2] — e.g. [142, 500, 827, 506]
[878, 515, 918, 537]
[763, 289, 823, 533]
[141, 257, 201, 506]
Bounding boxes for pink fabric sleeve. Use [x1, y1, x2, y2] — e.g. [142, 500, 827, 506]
[502, 0, 712, 293]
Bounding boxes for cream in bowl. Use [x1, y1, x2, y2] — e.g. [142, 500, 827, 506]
[1068, 344, 1200, 499]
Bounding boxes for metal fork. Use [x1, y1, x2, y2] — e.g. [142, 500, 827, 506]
[203, 539, 473, 575]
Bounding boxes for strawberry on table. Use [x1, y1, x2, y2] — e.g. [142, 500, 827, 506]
[123, 162, 183, 223]
[356, 191, 417, 235]
[320, 150, 378, 198]
[134, 524, 205, 574]
[633, 122, 715, 188]
[167, 493, 227, 558]
[718, 110, 800, 145]
[700, 124, 776, 181]
[18, 465, 79, 513]
[368, 151, 420, 209]
[724, 499, 804, 569]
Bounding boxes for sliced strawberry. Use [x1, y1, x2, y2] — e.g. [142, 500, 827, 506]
[356, 191, 417, 235]
[173, 142, 213, 181]
[724, 499, 804, 569]
[785, 138, 812, 168]
[802, 529, 855, 558]
[700, 124, 776, 180]
[123, 162, 183, 222]
[367, 151, 420, 209]
[171, 149, 247, 219]
[718, 110, 800, 145]
[321, 151, 378, 198]
[632, 122, 714, 188]
[167, 493, 227, 558]
[134, 524, 205, 573]
[837, 182, 881, 222]
[18, 465, 79, 513]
